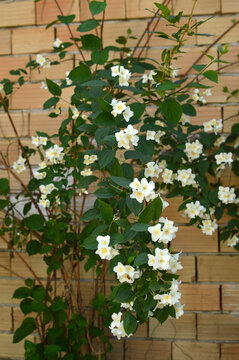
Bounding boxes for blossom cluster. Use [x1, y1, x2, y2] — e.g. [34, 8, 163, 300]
[39, 183, 56, 208]
[111, 99, 133, 122]
[203, 118, 223, 134]
[83, 154, 97, 165]
[200, 219, 218, 235]
[32, 136, 48, 147]
[227, 235, 239, 248]
[142, 70, 156, 84]
[148, 217, 178, 243]
[218, 186, 237, 204]
[192, 88, 211, 104]
[215, 152, 233, 166]
[144, 161, 162, 178]
[45, 144, 64, 163]
[184, 201, 206, 219]
[95, 235, 119, 260]
[113, 262, 141, 284]
[115, 124, 139, 149]
[110, 312, 132, 340]
[129, 177, 155, 203]
[184, 140, 203, 161]
[35, 54, 50, 68]
[148, 248, 182, 273]
[12, 156, 26, 174]
[33, 162, 47, 180]
[111, 65, 131, 86]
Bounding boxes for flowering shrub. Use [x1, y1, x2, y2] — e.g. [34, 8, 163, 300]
[0, 0, 238, 358]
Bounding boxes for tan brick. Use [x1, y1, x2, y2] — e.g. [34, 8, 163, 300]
[36, 0, 80, 24]
[223, 106, 239, 132]
[181, 284, 220, 310]
[173, 0, 220, 15]
[197, 16, 239, 45]
[221, 0, 239, 13]
[221, 344, 239, 360]
[220, 239, 239, 253]
[219, 45, 239, 73]
[11, 83, 52, 110]
[0, 139, 19, 163]
[0, 56, 29, 81]
[12, 27, 54, 55]
[178, 256, 195, 282]
[31, 54, 73, 81]
[192, 106, 222, 126]
[56, 25, 79, 51]
[0, 306, 12, 331]
[0, 333, 25, 358]
[222, 284, 239, 311]
[126, 0, 162, 19]
[198, 313, 239, 340]
[80, 0, 125, 21]
[198, 255, 239, 282]
[0, 252, 11, 276]
[11, 253, 48, 278]
[201, 75, 239, 103]
[108, 340, 124, 360]
[149, 314, 196, 339]
[172, 341, 219, 360]
[0, 169, 30, 193]
[173, 226, 218, 253]
[0, 112, 29, 138]
[0, 278, 23, 304]
[0, 30, 11, 55]
[0, 1, 35, 28]
[29, 111, 65, 136]
[125, 339, 171, 360]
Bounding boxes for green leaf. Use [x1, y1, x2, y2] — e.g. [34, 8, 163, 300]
[94, 187, 117, 198]
[231, 123, 239, 134]
[77, 19, 99, 32]
[98, 149, 116, 169]
[130, 102, 145, 120]
[95, 112, 115, 126]
[23, 202, 32, 216]
[209, 190, 219, 206]
[81, 34, 102, 50]
[111, 176, 130, 188]
[182, 103, 196, 116]
[82, 235, 98, 250]
[123, 312, 138, 335]
[139, 197, 163, 223]
[162, 98, 182, 125]
[91, 48, 109, 65]
[46, 79, 61, 96]
[97, 199, 113, 223]
[131, 223, 149, 231]
[33, 286, 46, 302]
[23, 215, 44, 231]
[133, 252, 148, 266]
[44, 345, 61, 359]
[203, 70, 218, 83]
[198, 160, 209, 175]
[154, 3, 170, 18]
[89, 1, 106, 16]
[81, 208, 100, 221]
[156, 80, 178, 91]
[43, 97, 59, 110]
[0, 178, 10, 195]
[154, 307, 169, 324]
[13, 287, 32, 299]
[200, 132, 212, 147]
[192, 64, 207, 72]
[13, 318, 36, 343]
[0, 199, 8, 210]
[26, 240, 41, 255]
[69, 63, 91, 83]
[114, 283, 134, 303]
[187, 82, 210, 89]
[57, 14, 75, 24]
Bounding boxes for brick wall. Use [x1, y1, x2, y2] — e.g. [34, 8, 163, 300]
[0, 0, 239, 359]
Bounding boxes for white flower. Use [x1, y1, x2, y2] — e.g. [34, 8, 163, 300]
[169, 253, 183, 273]
[66, 71, 72, 86]
[203, 119, 223, 134]
[146, 131, 156, 141]
[227, 235, 239, 247]
[215, 136, 226, 147]
[215, 152, 233, 165]
[180, 114, 190, 125]
[176, 169, 196, 187]
[36, 54, 50, 68]
[83, 154, 98, 165]
[162, 168, 173, 184]
[53, 38, 63, 48]
[110, 313, 132, 340]
[184, 201, 206, 219]
[148, 223, 162, 242]
[81, 168, 93, 177]
[40, 81, 47, 90]
[200, 219, 218, 235]
[155, 130, 165, 144]
[123, 106, 134, 122]
[218, 186, 236, 204]
[184, 140, 203, 161]
[159, 217, 178, 243]
[115, 125, 139, 149]
[72, 107, 80, 119]
[142, 74, 149, 83]
[45, 144, 64, 163]
[13, 155, 26, 174]
[203, 89, 212, 96]
[174, 302, 185, 319]
[96, 235, 110, 249]
[130, 177, 155, 203]
[148, 248, 171, 271]
[0, 83, 4, 92]
[111, 99, 127, 116]
[144, 161, 161, 178]
[111, 65, 120, 77]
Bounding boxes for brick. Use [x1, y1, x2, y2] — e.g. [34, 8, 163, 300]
[198, 313, 239, 340]
[221, 1, 239, 13]
[178, 256, 195, 282]
[173, 226, 218, 253]
[0, 139, 19, 163]
[11, 253, 48, 278]
[0, 56, 30, 81]
[0, 112, 29, 138]
[0, 306, 12, 331]
[0, 169, 30, 193]
[220, 239, 238, 253]
[11, 83, 53, 110]
[29, 111, 65, 136]
[36, 0, 80, 24]
[201, 75, 239, 103]
[0, 333, 25, 358]
[197, 255, 239, 282]
[12, 27, 54, 55]
[197, 16, 239, 45]
[221, 344, 239, 360]
[126, 0, 163, 19]
[192, 106, 222, 126]
[0, 252, 11, 276]
[149, 314, 196, 339]
[0, 30, 11, 55]
[0, 1, 35, 28]
[222, 284, 239, 311]
[181, 284, 220, 310]
[173, 0, 220, 15]
[219, 45, 239, 73]
[80, 0, 125, 21]
[125, 339, 171, 360]
[172, 341, 219, 360]
[31, 54, 73, 81]
[223, 106, 239, 132]
[108, 340, 124, 360]
[0, 279, 23, 304]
